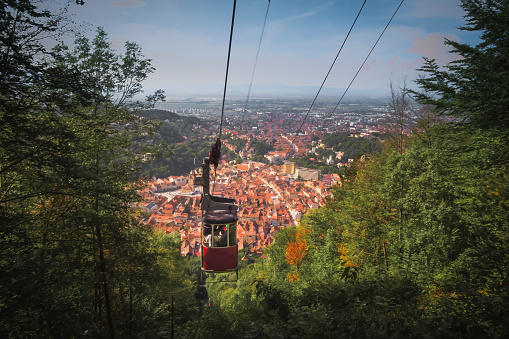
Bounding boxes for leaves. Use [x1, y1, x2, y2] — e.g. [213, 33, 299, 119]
[285, 240, 308, 267]
[0, 5, 197, 337]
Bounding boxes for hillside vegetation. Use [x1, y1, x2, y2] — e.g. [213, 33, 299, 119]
[136, 109, 215, 178]
[178, 1, 509, 337]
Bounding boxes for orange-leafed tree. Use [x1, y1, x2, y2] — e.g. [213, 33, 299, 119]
[285, 227, 310, 267]
[285, 240, 308, 266]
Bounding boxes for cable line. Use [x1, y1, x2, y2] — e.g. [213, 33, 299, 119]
[295, 0, 367, 137]
[210, 0, 237, 194]
[243, 0, 271, 114]
[218, 0, 237, 141]
[328, 0, 405, 119]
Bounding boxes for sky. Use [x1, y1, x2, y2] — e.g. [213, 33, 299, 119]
[50, 0, 479, 98]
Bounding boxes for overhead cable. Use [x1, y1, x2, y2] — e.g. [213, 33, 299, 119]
[243, 0, 271, 113]
[213, 0, 237, 194]
[295, 0, 367, 137]
[328, 0, 406, 119]
[219, 0, 237, 140]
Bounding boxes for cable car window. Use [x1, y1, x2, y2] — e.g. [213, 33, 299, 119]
[228, 223, 236, 246]
[203, 224, 212, 247]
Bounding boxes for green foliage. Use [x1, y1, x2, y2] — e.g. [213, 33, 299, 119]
[138, 109, 201, 144]
[413, 0, 509, 137]
[131, 109, 219, 178]
[0, 5, 195, 337]
[329, 154, 393, 268]
[289, 154, 340, 175]
[297, 208, 344, 283]
[141, 136, 213, 177]
[251, 139, 274, 156]
[321, 132, 383, 162]
[118, 231, 196, 337]
[290, 132, 383, 175]
[248, 154, 268, 164]
[227, 135, 248, 150]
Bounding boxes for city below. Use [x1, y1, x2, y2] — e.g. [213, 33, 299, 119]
[137, 96, 402, 258]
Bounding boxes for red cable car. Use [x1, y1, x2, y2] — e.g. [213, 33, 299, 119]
[194, 158, 238, 273]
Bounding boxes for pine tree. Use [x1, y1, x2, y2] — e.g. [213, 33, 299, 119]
[414, 0, 509, 142]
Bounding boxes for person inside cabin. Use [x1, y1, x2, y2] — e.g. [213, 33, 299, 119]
[218, 225, 228, 247]
[204, 233, 211, 247]
[213, 225, 227, 247]
[203, 225, 212, 247]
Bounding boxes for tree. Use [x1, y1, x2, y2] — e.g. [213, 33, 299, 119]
[413, 0, 509, 151]
[0, 2, 201, 336]
[387, 78, 413, 153]
[0, 2, 93, 336]
[411, 0, 509, 293]
[0, 0, 87, 218]
[47, 27, 167, 338]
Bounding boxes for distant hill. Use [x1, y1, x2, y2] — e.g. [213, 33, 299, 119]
[136, 109, 212, 178]
[138, 109, 200, 125]
[137, 109, 201, 144]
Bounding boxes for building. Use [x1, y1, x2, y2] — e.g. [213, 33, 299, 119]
[296, 167, 321, 181]
[323, 173, 341, 187]
[283, 162, 295, 175]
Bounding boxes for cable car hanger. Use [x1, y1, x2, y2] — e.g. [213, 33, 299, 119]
[194, 157, 239, 282]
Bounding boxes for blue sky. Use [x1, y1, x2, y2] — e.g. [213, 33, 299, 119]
[55, 0, 478, 97]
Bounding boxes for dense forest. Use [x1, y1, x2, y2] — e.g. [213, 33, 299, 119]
[321, 132, 384, 162]
[138, 109, 202, 145]
[1, 0, 508, 338]
[289, 133, 384, 175]
[135, 109, 215, 178]
[249, 139, 274, 164]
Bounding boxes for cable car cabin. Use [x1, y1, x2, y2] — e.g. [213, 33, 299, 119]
[194, 158, 238, 273]
[201, 206, 238, 272]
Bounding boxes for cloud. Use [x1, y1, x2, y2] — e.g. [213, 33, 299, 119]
[112, 0, 145, 8]
[273, 1, 334, 24]
[404, 0, 464, 18]
[361, 56, 422, 73]
[263, 2, 335, 46]
[405, 33, 461, 65]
